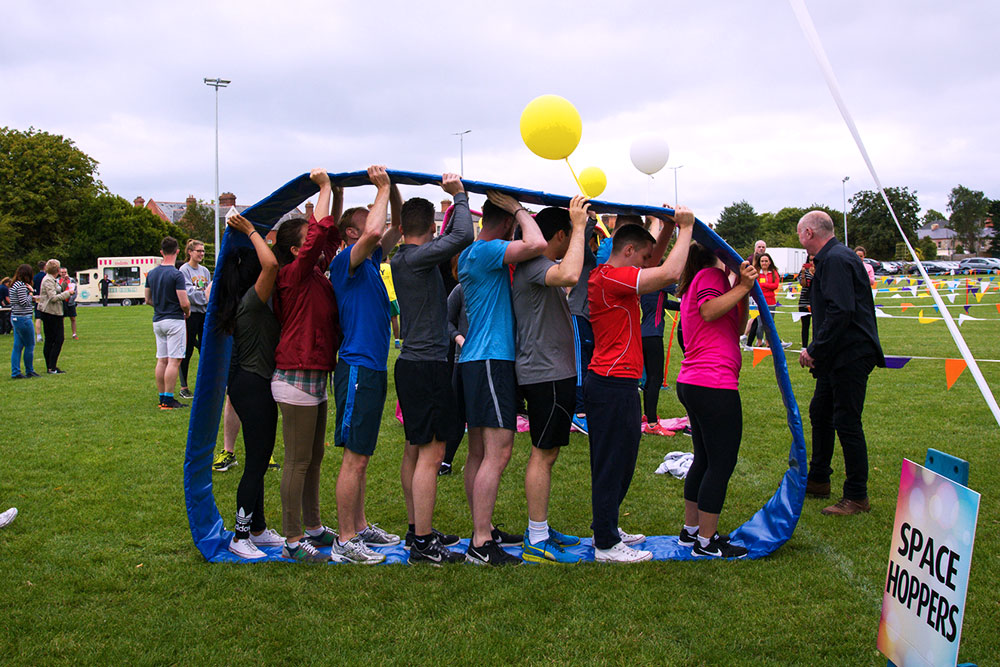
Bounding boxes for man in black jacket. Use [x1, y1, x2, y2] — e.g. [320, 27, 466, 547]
[797, 211, 885, 515]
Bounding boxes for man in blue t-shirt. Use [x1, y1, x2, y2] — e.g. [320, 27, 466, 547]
[456, 191, 546, 566]
[144, 236, 190, 410]
[328, 165, 403, 561]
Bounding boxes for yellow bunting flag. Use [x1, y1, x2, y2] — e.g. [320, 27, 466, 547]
[975, 289, 986, 303]
[752, 348, 772, 367]
[945, 359, 967, 390]
[917, 310, 940, 324]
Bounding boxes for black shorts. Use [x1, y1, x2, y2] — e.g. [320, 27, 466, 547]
[395, 358, 460, 445]
[64, 304, 77, 318]
[520, 377, 576, 449]
[460, 359, 516, 430]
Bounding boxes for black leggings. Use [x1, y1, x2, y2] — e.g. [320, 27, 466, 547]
[443, 360, 466, 466]
[677, 382, 742, 515]
[40, 312, 65, 371]
[799, 302, 811, 348]
[180, 311, 205, 388]
[641, 336, 665, 421]
[228, 367, 278, 538]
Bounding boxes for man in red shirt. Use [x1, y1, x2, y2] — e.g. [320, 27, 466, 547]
[585, 207, 695, 563]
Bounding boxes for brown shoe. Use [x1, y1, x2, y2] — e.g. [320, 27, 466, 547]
[805, 480, 831, 498]
[821, 497, 871, 515]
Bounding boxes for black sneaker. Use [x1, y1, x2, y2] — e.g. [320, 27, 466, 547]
[409, 537, 464, 565]
[178, 388, 194, 399]
[404, 528, 461, 550]
[678, 527, 698, 547]
[160, 398, 187, 410]
[438, 462, 452, 476]
[692, 532, 748, 559]
[26, 371, 40, 378]
[47, 368, 66, 374]
[491, 524, 523, 546]
[465, 539, 522, 567]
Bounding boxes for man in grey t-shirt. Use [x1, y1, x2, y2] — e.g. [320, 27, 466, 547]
[511, 195, 590, 564]
[390, 173, 474, 564]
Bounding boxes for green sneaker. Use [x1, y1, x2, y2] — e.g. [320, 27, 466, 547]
[304, 525, 338, 548]
[281, 540, 330, 563]
[212, 450, 238, 472]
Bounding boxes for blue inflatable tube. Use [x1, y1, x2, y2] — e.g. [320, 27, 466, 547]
[184, 169, 807, 562]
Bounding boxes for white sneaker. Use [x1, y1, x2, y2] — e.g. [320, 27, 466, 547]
[739, 335, 748, 346]
[618, 527, 646, 545]
[229, 536, 266, 559]
[0, 507, 17, 529]
[781, 341, 793, 349]
[595, 541, 653, 563]
[249, 528, 284, 547]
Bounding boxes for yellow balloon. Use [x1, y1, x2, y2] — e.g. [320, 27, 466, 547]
[519, 95, 582, 160]
[578, 166, 606, 198]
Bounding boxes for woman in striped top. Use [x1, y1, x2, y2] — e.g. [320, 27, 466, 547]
[10, 263, 39, 379]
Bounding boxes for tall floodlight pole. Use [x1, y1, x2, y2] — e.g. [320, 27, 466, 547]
[453, 130, 471, 176]
[842, 175, 850, 246]
[204, 77, 231, 259]
[669, 165, 684, 209]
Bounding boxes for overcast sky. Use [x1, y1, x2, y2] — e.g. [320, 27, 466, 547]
[2, 1, 997, 225]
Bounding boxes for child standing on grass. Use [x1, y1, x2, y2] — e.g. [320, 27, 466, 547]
[270, 168, 342, 563]
[214, 214, 282, 560]
[674, 243, 755, 558]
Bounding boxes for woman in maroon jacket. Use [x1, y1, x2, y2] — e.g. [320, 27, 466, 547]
[270, 168, 343, 563]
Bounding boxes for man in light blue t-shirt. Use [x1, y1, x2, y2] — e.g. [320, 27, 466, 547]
[456, 191, 546, 566]
[328, 165, 403, 562]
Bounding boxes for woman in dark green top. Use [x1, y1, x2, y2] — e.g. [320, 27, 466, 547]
[214, 214, 281, 560]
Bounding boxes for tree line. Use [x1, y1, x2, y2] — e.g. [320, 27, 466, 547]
[0, 126, 219, 274]
[715, 185, 998, 261]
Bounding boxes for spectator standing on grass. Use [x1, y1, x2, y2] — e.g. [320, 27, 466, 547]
[37, 259, 72, 374]
[674, 244, 756, 558]
[797, 211, 885, 516]
[746, 253, 791, 349]
[145, 237, 190, 409]
[855, 246, 877, 287]
[584, 210, 693, 564]
[32, 260, 45, 342]
[57, 267, 79, 340]
[99, 274, 111, 307]
[270, 168, 342, 564]
[213, 214, 283, 560]
[9, 264, 39, 379]
[0, 277, 11, 335]
[390, 173, 473, 565]
[178, 239, 212, 399]
[797, 254, 815, 348]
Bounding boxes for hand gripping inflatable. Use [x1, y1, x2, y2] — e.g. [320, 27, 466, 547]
[185, 169, 807, 562]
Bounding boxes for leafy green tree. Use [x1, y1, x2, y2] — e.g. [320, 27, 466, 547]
[714, 200, 760, 254]
[0, 126, 103, 267]
[179, 199, 217, 243]
[987, 199, 1000, 258]
[62, 195, 186, 272]
[848, 187, 920, 260]
[918, 236, 937, 260]
[947, 185, 989, 254]
[922, 209, 947, 225]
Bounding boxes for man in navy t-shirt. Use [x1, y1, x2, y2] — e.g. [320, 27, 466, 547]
[144, 236, 190, 410]
[328, 165, 403, 561]
[456, 191, 546, 566]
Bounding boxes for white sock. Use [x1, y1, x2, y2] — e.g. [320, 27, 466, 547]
[528, 519, 549, 545]
[697, 535, 712, 548]
[684, 524, 699, 535]
[305, 526, 325, 537]
[286, 539, 300, 549]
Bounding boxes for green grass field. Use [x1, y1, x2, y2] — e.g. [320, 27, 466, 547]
[1, 280, 998, 665]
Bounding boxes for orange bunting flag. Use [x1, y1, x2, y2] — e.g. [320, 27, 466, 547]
[945, 359, 967, 390]
[752, 348, 772, 368]
[900, 302, 914, 313]
[996, 304, 1000, 315]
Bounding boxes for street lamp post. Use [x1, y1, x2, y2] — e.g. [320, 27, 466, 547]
[452, 130, 471, 177]
[842, 176, 850, 246]
[669, 165, 684, 209]
[204, 77, 231, 260]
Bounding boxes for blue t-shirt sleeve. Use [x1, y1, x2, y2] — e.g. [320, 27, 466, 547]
[485, 239, 509, 269]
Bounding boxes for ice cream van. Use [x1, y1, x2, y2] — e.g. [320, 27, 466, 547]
[75, 256, 162, 306]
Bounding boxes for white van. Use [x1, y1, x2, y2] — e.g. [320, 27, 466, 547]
[76, 256, 162, 306]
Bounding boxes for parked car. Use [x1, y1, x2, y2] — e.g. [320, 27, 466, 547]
[862, 257, 882, 275]
[906, 261, 949, 275]
[877, 261, 901, 275]
[959, 257, 1000, 274]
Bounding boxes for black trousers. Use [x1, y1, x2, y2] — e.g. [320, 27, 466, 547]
[39, 312, 65, 370]
[583, 372, 641, 549]
[180, 311, 205, 388]
[443, 359, 466, 466]
[808, 356, 877, 500]
[573, 315, 594, 414]
[0, 309, 11, 334]
[799, 301, 811, 348]
[228, 367, 278, 537]
[677, 382, 742, 515]
[641, 336, 665, 421]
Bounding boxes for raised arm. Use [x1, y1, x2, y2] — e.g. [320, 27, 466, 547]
[228, 214, 279, 304]
[350, 165, 391, 271]
[637, 206, 695, 295]
[645, 207, 676, 268]
[700, 261, 756, 322]
[544, 195, 590, 287]
[486, 191, 546, 265]
[312, 168, 332, 220]
[380, 182, 403, 255]
[332, 184, 344, 226]
[407, 174, 475, 267]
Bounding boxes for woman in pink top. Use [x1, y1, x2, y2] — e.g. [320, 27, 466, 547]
[855, 246, 877, 287]
[674, 243, 757, 559]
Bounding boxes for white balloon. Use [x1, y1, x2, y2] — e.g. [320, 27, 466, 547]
[629, 136, 670, 175]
